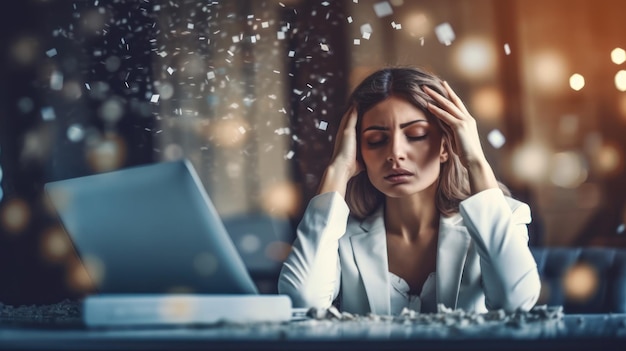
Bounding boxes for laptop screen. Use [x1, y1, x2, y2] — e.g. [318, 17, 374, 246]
[44, 159, 259, 295]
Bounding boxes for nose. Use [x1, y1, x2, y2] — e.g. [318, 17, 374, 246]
[386, 134, 406, 163]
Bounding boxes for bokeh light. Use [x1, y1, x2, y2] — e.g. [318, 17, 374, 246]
[510, 142, 550, 183]
[239, 234, 262, 254]
[65, 255, 102, 294]
[86, 133, 127, 173]
[164, 143, 185, 161]
[403, 11, 430, 37]
[569, 73, 585, 91]
[470, 86, 504, 121]
[98, 97, 125, 125]
[10, 35, 40, 66]
[530, 51, 568, 93]
[260, 181, 301, 217]
[0, 198, 31, 234]
[453, 36, 497, 80]
[549, 151, 588, 188]
[611, 47, 626, 65]
[487, 129, 506, 149]
[67, 124, 85, 142]
[594, 142, 623, 176]
[562, 262, 599, 303]
[204, 117, 250, 148]
[40, 226, 71, 263]
[615, 70, 626, 92]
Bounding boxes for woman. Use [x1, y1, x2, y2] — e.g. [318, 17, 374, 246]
[278, 67, 540, 315]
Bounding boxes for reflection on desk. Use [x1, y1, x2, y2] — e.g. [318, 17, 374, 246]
[1, 311, 625, 350]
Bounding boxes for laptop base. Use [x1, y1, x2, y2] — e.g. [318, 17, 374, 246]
[84, 294, 292, 327]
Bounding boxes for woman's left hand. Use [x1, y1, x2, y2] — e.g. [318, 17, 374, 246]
[423, 81, 498, 193]
[422, 81, 487, 168]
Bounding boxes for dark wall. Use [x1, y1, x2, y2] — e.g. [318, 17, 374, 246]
[0, 0, 157, 306]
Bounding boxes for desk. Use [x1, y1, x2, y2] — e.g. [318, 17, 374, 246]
[1, 313, 625, 351]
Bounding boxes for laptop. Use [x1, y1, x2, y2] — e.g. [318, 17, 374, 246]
[45, 159, 291, 326]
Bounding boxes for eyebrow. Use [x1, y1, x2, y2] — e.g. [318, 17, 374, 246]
[362, 119, 428, 133]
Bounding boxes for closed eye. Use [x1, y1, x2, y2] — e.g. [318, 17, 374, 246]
[407, 134, 428, 141]
[366, 135, 388, 147]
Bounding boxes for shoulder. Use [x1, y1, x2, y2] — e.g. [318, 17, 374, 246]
[455, 188, 532, 225]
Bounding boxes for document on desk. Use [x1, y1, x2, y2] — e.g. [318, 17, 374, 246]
[83, 294, 292, 327]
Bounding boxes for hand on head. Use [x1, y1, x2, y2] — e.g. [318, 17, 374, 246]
[330, 104, 363, 179]
[422, 81, 487, 169]
[317, 105, 364, 196]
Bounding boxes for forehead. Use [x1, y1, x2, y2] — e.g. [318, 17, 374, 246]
[361, 96, 431, 127]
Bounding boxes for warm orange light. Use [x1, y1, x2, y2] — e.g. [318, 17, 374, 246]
[404, 12, 430, 37]
[260, 181, 301, 217]
[0, 198, 31, 234]
[470, 86, 504, 121]
[611, 48, 626, 65]
[204, 117, 250, 148]
[595, 142, 623, 176]
[530, 51, 568, 93]
[615, 70, 626, 92]
[562, 262, 598, 302]
[40, 226, 71, 263]
[569, 73, 585, 91]
[86, 133, 127, 173]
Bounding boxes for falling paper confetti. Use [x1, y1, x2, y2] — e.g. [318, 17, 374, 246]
[318, 121, 328, 130]
[46, 48, 58, 57]
[504, 43, 511, 55]
[41, 107, 56, 121]
[373, 1, 393, 17]
[150, 94, 160, 103]
[487, 129, 506, 149]
[434, 22, 456, 46]
[360, 23, 373, 37]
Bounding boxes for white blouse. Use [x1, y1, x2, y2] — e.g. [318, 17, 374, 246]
[389, 271, 437, 315]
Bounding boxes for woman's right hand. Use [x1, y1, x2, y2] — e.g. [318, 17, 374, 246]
[318, 105, 363, 196]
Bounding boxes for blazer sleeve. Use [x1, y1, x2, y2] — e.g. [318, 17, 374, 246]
[277, 191, 349, 309]
[459, 188, 541, 312]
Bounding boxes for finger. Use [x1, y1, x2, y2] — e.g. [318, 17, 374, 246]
[426, 101, 460, 127]
[442, 81, 470, 116]
[422, 85, 465, 120]
[332, 105, 357, 158]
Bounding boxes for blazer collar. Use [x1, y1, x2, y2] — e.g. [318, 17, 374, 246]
[351, 206, 391, 315]
[436, 212, 471, 310]
[350, 208, 471, 314]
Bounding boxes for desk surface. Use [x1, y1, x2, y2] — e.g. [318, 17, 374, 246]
[1, 313, 625, 351]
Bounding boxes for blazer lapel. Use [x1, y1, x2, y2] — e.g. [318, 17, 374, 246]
[350, 208, 391, 315]
[436, 214, 471, 310]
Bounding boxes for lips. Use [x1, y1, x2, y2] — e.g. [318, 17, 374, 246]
[384, 169, 414, 183]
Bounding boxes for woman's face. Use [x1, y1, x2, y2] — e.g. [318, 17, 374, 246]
[360, 95, 448, 198]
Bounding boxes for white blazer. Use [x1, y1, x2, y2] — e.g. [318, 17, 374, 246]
[278, 188, 541, 315]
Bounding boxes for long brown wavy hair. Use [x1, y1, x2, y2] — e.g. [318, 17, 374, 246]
[345, 67, 490, 219]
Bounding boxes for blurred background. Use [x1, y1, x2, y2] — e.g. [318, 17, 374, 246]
[1, 0, 625, 306]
